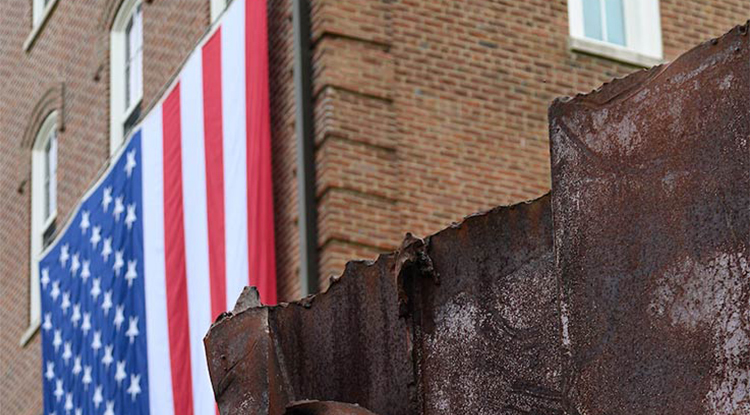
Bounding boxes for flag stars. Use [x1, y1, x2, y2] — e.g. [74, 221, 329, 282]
[125, 149, 137, 177]
[59, 244, 69, 267]
[114, 305, 125, 330]
[53, 330, 62, 351]
[41, 267, 50, 289]
[127, 374, 141, 401]
[51, 281, 61, 301]
[45, 361, 55, 381]
[80, 210, 90, 233]
[61, 292, 71, 314]
[102, 186, 113, 212]
[81, 312, 91, 335]
[43, 312, 52, 332]
[54, 379, 64, 401]
[102, 290, 113, 315]
[125, 203, 137, 230]
[102, 345, 114, 368]
[104, 401, 115, 415]
[62, 342, 72, 364]
[125, 260, 138, 287]
[126, 316, 139, 344]
[71, 303, 81, 327]
[72, 356, 82, 376]
[92, 331, 102, 354]
[91, 278, 101, 301]
[113, 196, 124, 221]
[90, 226, 102, 249]
[80, 260, 91, 281]
[93, 385, 103, 409]
[115, 360, 127, 385]
[64, 392, 73, 413]
[113, 250, 124, 275]
[70, 254, 80, 276]
[82, 366, 92, 389]
[101, 237, 112, 262]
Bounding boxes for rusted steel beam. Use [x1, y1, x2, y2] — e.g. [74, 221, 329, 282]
[401, 195, 564, 414]
[204, 194, 558, 414]
[284, 400, 382, 415]
[550, 22, 750, 415]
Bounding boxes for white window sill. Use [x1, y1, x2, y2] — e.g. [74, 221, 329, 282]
[568, 36, 664, 68]
[19, 318, 41, 347]
[23, 0, 60, 52]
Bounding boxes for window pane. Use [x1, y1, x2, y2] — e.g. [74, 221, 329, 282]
[605, 0, 626, 46]
[126, 17, 133, 109]
[44, 139, 51, 220]
[583, 0, 603, 41]
[49, 131, 57, 217]
[125, 4, 144, 113]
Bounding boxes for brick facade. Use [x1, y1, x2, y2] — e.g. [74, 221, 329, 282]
[1, 0, 748, 412]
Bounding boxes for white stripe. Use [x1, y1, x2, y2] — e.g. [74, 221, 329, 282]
[141, 107, 175, 415]
[221, 0, 249, 310]
[179, 50, 215, 415]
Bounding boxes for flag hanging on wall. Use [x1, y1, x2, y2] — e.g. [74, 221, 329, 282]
[38, 0, 276, 414]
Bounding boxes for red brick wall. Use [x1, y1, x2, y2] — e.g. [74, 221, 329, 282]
[297, 0, 750, 294]
[0, 1, 209, 412]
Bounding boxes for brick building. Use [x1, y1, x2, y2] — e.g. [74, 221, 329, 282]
[1, 0, 748, 413]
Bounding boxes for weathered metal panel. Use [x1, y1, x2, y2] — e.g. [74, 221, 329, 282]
[267, 254, 414, 415]
[402, 194, 564, 414]
[549, 23, 750, 414]
[284, 400, 382, 415]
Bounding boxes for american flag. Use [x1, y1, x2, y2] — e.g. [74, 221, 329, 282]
[38, 1, 276, 414]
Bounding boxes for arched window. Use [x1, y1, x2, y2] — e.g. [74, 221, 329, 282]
[26, 111, 58, 341]
[110, 0, 143, 155]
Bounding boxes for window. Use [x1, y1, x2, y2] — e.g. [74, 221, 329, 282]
[110, 0, 143, 155]
[32, 0, 55, 27]
[25, 0, 59, 51]
[210, 0, 228, 23]
[568, 0, 663, 67]
[25, 111, 58, 344]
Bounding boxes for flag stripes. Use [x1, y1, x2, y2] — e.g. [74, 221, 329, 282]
[202, 29, 228, 323]
[40, 1, 276, 414]
[160, 85, 195, 415]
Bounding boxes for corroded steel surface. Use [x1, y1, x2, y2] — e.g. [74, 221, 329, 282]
[284, 400, 382, 415]
[205, 194, 557, 414]
[205, 252, 414, 415]
[549, 23, 750, 414]
[402, 195, 563, 413]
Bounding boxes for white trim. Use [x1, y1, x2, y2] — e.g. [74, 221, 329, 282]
[19, 318, 40, 346]
[25, 111, 58, 346]
[210, 0, 228, 23]
[23, 0, 59, 52]
[568, 0, 663, 65]
[569, 36, 664, 68]
[110, 0, 143, 156]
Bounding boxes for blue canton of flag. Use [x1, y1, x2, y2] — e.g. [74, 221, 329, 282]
[39, 133, 150, 415]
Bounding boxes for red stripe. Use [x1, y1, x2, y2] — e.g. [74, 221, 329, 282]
[202, 30, 227, 320]
[161, 84, 195, 415]
[246, 0, 277, 304]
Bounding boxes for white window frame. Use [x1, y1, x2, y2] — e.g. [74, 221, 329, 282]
[24, 0, 59, 51]
[210, 0, 228, 23]
[110, 0, 144, 155]
[568, 0, 663, 67]
[22, 111, 58, 346]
